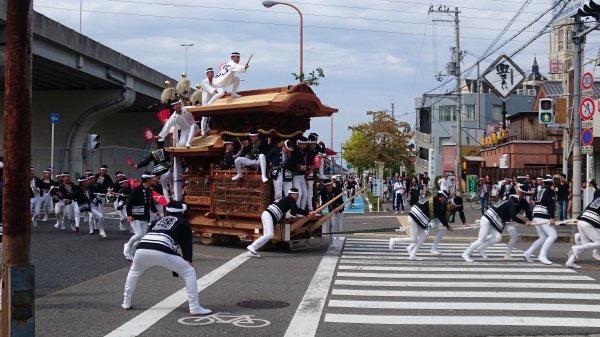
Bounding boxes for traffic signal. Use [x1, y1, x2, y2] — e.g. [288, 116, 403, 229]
[539, 98, 554, 124]
[579, 0, 600, 21]
[87, 134, 100, 151]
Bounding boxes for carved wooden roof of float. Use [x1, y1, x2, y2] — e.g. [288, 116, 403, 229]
[185, 83, 338, 118]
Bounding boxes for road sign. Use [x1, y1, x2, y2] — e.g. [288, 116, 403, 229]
[582, 71, 594, 90]
[582, 145, 594, 155]
[467, 175, 478, 197]
[583, 120, 594, 129]
[582, 128, 594, 146]
[346, 164, 351, 169]
[580, 97, 596, 121]
[373, 178, 384, 197]
[330, 167, 334, 172]
[50, 113, 59, 124]
[583, 89, 594, 98]
[481, 54, 526, 101]
[553, 0, 583, 23]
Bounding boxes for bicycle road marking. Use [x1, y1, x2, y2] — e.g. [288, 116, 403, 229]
[104, 253, 250, 337]
[178, 312, 271, 328]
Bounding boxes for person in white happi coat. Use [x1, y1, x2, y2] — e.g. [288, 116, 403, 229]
[158, 100, 199, 200]
[200, 67, 218, 137]
[208, 52, 248, 105]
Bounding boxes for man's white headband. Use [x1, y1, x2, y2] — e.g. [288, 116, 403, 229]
[322, 181, 333, 186]
[510, 194, 520, 200]
[142, 174, 155, 178]
[166, 204, 187, 213]
[451, 199, 461, 207]
[224, 141, 234, 145]
[249, 132, 260, 137]
[206, 68, 213, 73]
[288, 189, 299, 194]
[284, 140, 294, 151]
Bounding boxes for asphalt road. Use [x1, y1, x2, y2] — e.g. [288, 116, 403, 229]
[8, 197, 600, 337]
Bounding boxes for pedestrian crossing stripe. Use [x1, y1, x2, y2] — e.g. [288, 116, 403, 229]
[337, 266, 575, 273]
[327, 300, 600, 312]
[335, 272, 593, 281]
[335, 280, 600, 289]
[340, 258, 558, 266]
[331, 289, 600, 300]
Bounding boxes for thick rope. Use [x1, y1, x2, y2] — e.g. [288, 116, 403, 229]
[220, 129, 303, 139]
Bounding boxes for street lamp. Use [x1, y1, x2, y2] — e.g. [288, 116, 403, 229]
[180, 44, 194, 74]
[262, 1, 303, 77]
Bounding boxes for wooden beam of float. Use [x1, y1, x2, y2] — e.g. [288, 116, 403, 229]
[289, 191, 345, 232]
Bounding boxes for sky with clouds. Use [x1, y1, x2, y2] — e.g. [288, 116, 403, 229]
[34, 0, 600, 151]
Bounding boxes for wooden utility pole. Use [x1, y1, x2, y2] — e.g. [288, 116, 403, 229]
[2, 0, 35, 335]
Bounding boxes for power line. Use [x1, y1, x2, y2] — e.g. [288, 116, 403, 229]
[35, 5, 553, 43]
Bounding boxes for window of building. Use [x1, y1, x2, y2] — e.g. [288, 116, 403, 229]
[462, 104, 475, 121]
[492, 105, 503, 121]
[439, 137, 451, 154]
[439, 106, 456, 122]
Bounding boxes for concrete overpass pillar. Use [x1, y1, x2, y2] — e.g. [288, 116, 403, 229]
[66, 88, 135, 176]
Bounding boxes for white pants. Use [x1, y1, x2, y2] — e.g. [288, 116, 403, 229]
[67, 202, 80, 230]
[126, 220, 149, 257]
[207, 77, 241, 105]
[115, 204, 128, 231]
[485, 224, 517, 255]
[525, 218, 557, 258]
[426, 221, 447, 251]
[150, 204, 164, 221]
[569, 221, 600, 262]
[122, 249, 203, 313]
[159, 171, 172, 203]
[234, 155, 267, 180]
[90, 203, 105, 235]
[172, 157, 183, 201]
[329, 212, 343, 247]
[273, 171, 293, 200]
[30, 195, 42, 220]
[390, 217, 428, 258]
[176, 124, 200, 148]
[201, 117, 209, 136]
[465, 217, 502, 255]
[42, 194, 52, 220]
[293, 176, 307, 209]
[55, 200, 65, 228]
[306, 179, 314, 211]
[248, 212, 274, 252]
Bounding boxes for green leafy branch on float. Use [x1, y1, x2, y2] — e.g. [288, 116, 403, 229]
[291, 68, 325, 86]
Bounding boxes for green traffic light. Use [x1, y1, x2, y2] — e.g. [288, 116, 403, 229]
[539, 112, 553, 124]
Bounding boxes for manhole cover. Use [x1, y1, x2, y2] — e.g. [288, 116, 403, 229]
[236, 300, 290, 309]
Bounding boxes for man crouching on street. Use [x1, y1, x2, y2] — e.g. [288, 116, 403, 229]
[121, 200, 212, 316]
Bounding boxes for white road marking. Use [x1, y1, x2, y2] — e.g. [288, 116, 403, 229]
[345, 248, 511, 253]
[328, 300, 600, 312]
[335, 280, 600, 289]
[324, 314, 600, 327]
[343, 251, 523, 257]
[104, 253, 250, 337]
[346, 239, 504, 246]
[335, 272, 593, 281]
[340, 256, 557, 266]
[337, 265, 576, 273]
[331, 289, 600, 300]
[284, 238, 343, 337]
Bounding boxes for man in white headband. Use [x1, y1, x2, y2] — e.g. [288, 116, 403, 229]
[390, 191, 452, 261]
[124, 172, 161, 261]
[200, 67, 218, 136]
[462, 195, 530, 263]
[246, 188, 315, 258]
[51, 173, 66, 229]
[135, 139, 172, 203]
[232, 130, 270, 183]
[122, 200, 212, 316]
[265, 139, 296, 199]
[320, 179, 345, 248]
[523, 178, 557, 265]
[292, 136, 310, 209]
[209, 52, 249, 105]
[30, 167, 49, 227]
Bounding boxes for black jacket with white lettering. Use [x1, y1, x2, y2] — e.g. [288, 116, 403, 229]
[484, 200, 526, 233]
[136, 149, 171, 176]
[533, 185, 556, 219]
[239, 139, 270, 160]
[320, 186, 344, 213]
[137, 215, 194, 261]
[409, 197, 449, 229]
[265, 196, 309, 223]
[578, 197, 600, 229]
[126, 184, 158, 221]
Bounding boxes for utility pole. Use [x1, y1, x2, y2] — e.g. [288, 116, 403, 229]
[476, 61, 481, 130]
[391, 96, 395, 119]
[430, 6, 462, 196]
[3, 0, 35, 335]
[572, 14, 584, 228]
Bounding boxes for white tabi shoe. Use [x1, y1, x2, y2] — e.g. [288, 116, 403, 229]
[261, 175, 269, 183]
[31, 216, 37, 227]
[190, 307, 212, 316]
[503, 254, 516, 261]
[477, 247, 488, 259]
[538, 255, 553, 265]
[572, 246, 582, 262]
[232, 174, 243, 181]
[123, 243, 132, 261]
[565, 260, 582, 269]
[409, 255, 423, 261]
[246, 247, 260, 258]
[522, 251, 534, 263]
[593, 252, 600, 262]
[246, 251, 261, 258]
[186, 143, 192, 148]
[429, 250, 442, 256]
[54, 222, 60, 229]
[388, 239, 395, 252]
[231, 93, 242, 98]
[462, 252, 474, 263]
[42, 216, 48, 222]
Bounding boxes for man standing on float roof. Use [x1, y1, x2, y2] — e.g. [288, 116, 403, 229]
[200, 67, 218, 137]
[208, 52, 248, 105]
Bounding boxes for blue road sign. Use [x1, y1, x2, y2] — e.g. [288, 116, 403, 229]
[50, 113, 59, 124]
[347, 164, 351, 169]
[330, 167, 334, 172]
[582, 128, 594, 146]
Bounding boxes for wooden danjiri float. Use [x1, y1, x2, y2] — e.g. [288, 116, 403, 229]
[167, 83, 340, 249]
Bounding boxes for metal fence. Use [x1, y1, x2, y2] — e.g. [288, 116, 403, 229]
[28, 146, 151, 178]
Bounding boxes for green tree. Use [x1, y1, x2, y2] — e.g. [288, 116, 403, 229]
[342, 111, 412, 175]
